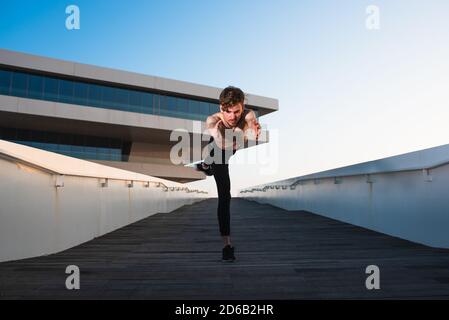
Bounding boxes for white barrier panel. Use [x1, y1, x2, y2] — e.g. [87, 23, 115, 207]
[0, 140, 207, 262]
[240, 144, 449, 249]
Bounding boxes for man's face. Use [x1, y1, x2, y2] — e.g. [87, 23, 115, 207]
[221, 103, 243, 127]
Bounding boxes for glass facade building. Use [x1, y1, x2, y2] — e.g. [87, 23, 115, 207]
[0, 49, 276, 182]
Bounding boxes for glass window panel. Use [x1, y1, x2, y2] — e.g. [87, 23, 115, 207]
[19, 141, 33, 147]
[100, 154, 109, 161]
[87, 84, 102, 108]
[58, 144, 71, 152]
[11, 72, 28, 97]
[142, 92, 154, 114]
[0, 69, 12, 95]
[154, 94, 162, 115]
[159, 95, 168, 116]
[43, 77, 59, 101]
[199, 101, 209, 115]
[189, 100, 200, 114]
[209, 103, 220, 114]
[165, 97, 177, 116]
[167, 96, 177, 112]
[96, 148, 111, 160]
[32, 142, 46, 149]
[101, 86, 115, 109]
[111, 149, 121, 155]
[58, 79, 74, 104]
[84, 148, 96, 159]
[45, 143, 59, 151]
[114, 149, 122, 161]
[70, 144, 82, 152]
[73, 82, 88, 105]
[129, 90, 142, 112]
[177, 98, 188, 116]
[98, 147, 110, 155]
[111, 153, 121, 162]
[78, 150, 87, 158]
[115, 88, 129, 111]
[84, 146, 96, 153]
[27, 74, 44, 99]
[72, 151, 86, 159]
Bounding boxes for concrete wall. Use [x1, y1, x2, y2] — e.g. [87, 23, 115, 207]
[240, 144, 449, 249]
[0, 140, 208, 262]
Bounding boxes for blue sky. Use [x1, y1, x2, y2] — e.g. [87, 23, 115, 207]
[1, 1, 449, 196]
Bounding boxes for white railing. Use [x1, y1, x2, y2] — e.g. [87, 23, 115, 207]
[239, 143, 449, 249]
[0, 140, 208, 262]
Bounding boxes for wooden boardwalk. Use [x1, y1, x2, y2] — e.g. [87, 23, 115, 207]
[1, 198, 449, 299]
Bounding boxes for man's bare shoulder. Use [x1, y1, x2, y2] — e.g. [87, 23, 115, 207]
[206, 113, 222, 127]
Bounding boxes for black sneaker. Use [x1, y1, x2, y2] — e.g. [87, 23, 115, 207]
[195, 162, 214, 176]
[222, 245, 236, 262]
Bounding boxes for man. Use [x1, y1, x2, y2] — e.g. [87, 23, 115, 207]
[196, 86, 261, 262]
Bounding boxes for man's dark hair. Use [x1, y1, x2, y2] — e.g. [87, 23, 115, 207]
[219, 86, 245, 111]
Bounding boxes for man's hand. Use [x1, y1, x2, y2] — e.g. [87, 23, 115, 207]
[215, 118, 224, 131]
[245, 110, 261, 141]
[209, 118, 224, 140]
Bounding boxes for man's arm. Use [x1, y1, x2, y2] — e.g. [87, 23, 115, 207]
[206, 113, 226, 149]
[206, 113, 222, 140]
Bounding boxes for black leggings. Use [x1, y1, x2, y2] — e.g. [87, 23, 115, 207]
[206, 137, 235, 236]
[212, 163, 231, 236]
